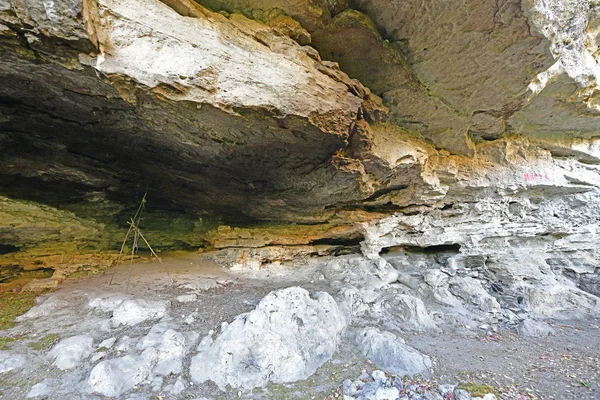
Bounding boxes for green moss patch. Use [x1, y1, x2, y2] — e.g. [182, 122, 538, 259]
[0, 336, 21, 350]
[0, 292, 37, 330]
[456, 382, 499, 397]
[28, 333, 60, 351]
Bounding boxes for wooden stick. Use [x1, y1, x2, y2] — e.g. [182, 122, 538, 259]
[128, 220, 174, 284]
[109, 222, 134, 286]
[126, 219, 140, 292]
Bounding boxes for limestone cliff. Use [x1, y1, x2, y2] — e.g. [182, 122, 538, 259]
[0, 0, 599, 320]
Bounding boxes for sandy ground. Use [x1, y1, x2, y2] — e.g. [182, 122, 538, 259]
[0, 252, 599, 399]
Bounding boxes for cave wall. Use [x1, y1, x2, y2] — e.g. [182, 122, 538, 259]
[0, 0, 599, 313]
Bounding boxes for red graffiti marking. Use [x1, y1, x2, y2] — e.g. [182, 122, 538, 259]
[523, 173, 550, 182]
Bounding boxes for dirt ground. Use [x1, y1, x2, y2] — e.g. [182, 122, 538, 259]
[1, 253, 599, 399]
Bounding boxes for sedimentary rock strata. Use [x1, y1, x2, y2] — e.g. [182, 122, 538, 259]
[0, 0, 599, 376]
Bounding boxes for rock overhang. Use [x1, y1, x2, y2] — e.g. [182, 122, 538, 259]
[0, 0, 600, 265]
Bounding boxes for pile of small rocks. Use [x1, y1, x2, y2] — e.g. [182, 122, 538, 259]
[342, 370, 498, 400]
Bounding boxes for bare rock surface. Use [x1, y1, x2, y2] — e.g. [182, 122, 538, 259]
[111, 299, 170, 327]
[0, 351, 26, 374]
[516, 319, 556, 338]
[355, 327, 432, 377]
[0, 255, 598, 398]
[87, 347, 159, 397]
[48, 335, 94, 370]
[0, 0, 600, 399]
[26, 379, 54, 398]
[190, 286, 347, 390]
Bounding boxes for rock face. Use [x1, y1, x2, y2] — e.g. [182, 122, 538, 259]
[0, 0, 386, 226]
[0, 0, 600, 355]
[190, 286, 346, 390]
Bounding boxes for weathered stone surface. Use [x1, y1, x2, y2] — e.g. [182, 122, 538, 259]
[111, 299, 170, 327]
[1, 5, 600, 396]
[48, 335, 95, 370]
[87, 347, 158, 397]
[355, 327, 432, 377]
[0, 351, 26, 374]
[516, 319, 556, 337]
[358, 142, 600, 323]
[190, 286, 346, 390]
[26, 379, 54, 398]
[0, 0, 387, 230]
[137, 323, 187, 376]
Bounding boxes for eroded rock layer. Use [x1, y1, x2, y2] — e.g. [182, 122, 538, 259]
[0, 0, 599, 321]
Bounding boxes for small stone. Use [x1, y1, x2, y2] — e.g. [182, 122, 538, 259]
[343, 379, 356, 395]
[439, 384, 455, 395]
[374, 386, 400, 400]
[482, 395, 497, 400]
[98, 337, 116, 350]
[197, 330, 214, 350]
[406, 383, 419, 392]
[184, 312, 197, 324]
[90, 352, 106, 363]
[392, 376, 403, 390]
[170, 377, 186, 394]
[151, 376, 163, 391]
[176, 294, 197, 303]
[516, 319, 555, 337]
[358, 372, 370, 381]
[372, 370, 387, 384]
[114, 335, 133, 352]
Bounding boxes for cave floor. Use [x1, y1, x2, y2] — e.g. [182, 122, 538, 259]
[0, 253, 598, 400]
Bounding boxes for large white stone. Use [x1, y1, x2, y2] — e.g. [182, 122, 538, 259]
[87, 348, 158, 397]
[0, 351, 26, 374]
[111, 299, 169, 327]
[48, 335, 94, 370]
[26, 379, 53, 398]
[190, 286, 346, 390]
[138, 323, 187, 376]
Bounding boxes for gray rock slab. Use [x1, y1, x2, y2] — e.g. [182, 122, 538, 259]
[87, 347, 158, 397]
[516, 319, 556, 337]
[26, 379, 53, 398]
[111, 299, 169, 327]
[48, 335, 94, 370]
[0, 351, 26, 374]
[356, 327, 432, 377]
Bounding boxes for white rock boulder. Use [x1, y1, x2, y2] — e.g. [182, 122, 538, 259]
[356, 327, 432, 377]
[87, 348, 158, 397]
[48, 335, 94, 370]
[111, 299, 169, 327]
[190, 286, 346, 390]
